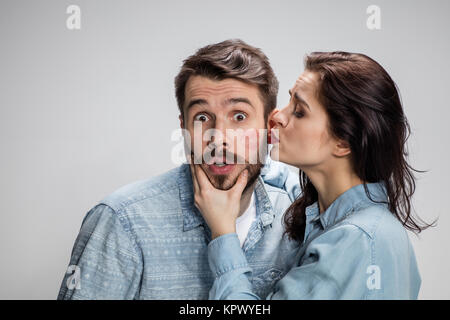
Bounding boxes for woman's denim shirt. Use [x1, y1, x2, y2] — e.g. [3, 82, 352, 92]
[208, 182, 421, 299]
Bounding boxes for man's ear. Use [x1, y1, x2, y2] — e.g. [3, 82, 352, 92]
[179, 114, 184, 129]
[333, 139, 351, 157]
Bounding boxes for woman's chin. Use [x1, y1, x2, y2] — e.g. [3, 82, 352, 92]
[270, 147, 300, 168]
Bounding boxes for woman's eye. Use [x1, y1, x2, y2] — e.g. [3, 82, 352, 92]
[293, 106, 305, 118]
[233, 112, 247, 121]
[293, 111, 304, 118]
[194, 114, 209, 122]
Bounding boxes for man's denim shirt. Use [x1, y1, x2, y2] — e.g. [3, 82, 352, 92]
[57, 158, 301, 299]
[207, 182, 422, 300]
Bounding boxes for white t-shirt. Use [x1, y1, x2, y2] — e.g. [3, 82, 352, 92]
[235, 191, 257, 248]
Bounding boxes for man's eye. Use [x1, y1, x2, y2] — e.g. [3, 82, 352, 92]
[233, 112, 247, 121]
[194, 114, 209, 122]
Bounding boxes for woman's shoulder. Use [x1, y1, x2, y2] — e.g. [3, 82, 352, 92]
[339, 202, 408, 243]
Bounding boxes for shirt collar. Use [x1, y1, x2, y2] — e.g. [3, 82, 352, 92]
[178, 163, 274, 232]
[305, 181, 389, 230]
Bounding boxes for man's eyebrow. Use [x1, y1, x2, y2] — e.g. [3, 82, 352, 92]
[187, 97, 254, 110]
[186, 99, 208, 110]
[226, 97, 254, 109]
[289, 89, 311, 111]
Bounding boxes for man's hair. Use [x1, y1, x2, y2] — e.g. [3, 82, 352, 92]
[175, 39, 279, 121]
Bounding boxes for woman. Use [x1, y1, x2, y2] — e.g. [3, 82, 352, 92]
[190, 51, 431, 299]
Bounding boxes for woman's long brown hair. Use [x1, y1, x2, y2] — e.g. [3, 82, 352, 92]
[283, 52, 435, 242]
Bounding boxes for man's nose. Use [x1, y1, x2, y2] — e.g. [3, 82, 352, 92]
[206, 119, 229, 148]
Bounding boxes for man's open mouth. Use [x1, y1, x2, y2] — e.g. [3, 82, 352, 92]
[214, 163, 227, 167]
[207, 159, 236, 174]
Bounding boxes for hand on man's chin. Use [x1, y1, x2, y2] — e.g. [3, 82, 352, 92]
[200, 163, 242, 191]
[200, 163, 262, 192]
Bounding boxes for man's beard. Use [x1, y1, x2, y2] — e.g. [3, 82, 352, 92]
[189, 138, 268, 192]
[201, 162, 263, 192]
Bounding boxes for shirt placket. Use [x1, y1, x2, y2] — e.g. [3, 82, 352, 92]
[241, 178, 275, 253]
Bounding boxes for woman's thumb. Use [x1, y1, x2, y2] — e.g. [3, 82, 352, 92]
[232, 169, 248, 196]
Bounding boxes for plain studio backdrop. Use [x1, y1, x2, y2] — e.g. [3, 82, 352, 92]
[0, 0, 448, 299]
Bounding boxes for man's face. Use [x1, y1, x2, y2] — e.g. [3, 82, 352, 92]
[180, 76, 269, 190]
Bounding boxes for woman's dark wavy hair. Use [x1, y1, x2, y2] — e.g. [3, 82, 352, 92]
[283, 51, 435, 243]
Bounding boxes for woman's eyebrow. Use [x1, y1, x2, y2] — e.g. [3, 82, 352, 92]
[289, 89, 311, 111]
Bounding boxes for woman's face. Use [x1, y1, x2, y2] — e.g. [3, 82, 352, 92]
[270, 70, 339, 170]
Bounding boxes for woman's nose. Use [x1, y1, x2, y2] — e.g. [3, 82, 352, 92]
[270, 108, 287, 128]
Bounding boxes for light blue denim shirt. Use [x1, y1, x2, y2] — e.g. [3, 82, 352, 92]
[208, 182, 421, 300]
[57, 157, 301, 299]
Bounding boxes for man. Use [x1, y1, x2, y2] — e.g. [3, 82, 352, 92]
[57, 39, 300, 299]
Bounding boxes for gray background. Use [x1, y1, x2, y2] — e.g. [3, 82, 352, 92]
[0, 0, 448, 299]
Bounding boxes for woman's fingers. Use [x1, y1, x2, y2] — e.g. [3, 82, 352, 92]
[231, 169, 248, 198]
[191, 161, 248, 201]
[189, 160, 199, 193]
[194, 164, 213, 191]
[189, 155, 212, 193]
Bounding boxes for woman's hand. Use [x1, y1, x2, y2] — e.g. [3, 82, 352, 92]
[190, 164, 248, 239]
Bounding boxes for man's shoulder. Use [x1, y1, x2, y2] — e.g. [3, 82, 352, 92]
[260, 158, 300, 202]
[258, 178, 296, 218]
[98, 165, 184, 213]
[263, 182, 290, 196]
